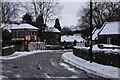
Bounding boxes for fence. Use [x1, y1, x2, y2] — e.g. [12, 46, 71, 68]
[28, 42, 46, 51]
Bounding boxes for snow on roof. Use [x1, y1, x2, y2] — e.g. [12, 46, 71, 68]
[1, 23, 12, 31]
[10, 23, 38, 30]
[99, 22, 120, 35]
[61, 35, 84, 42]
[88, 28, 100, 40]
[92, 28, 100, 40]
[45, 27, 60, 33]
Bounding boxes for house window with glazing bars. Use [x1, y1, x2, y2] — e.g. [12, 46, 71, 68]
[107, 38, 111, 44]
[12, 31, 25, 38]
[29, 31, 36, 36]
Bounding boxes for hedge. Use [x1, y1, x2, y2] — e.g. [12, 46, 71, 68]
[73, 48, 120, 68]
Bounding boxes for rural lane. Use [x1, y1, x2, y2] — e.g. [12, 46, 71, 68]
[2, 50, 107, 80]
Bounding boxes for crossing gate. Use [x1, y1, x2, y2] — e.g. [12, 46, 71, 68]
[28, 42, 46, 51]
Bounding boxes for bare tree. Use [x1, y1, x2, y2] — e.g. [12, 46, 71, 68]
[1, 2, 20, 24]
[78, 2, 120, 29]
[77, 2, 120, 38]
[20, 1, 63, 25]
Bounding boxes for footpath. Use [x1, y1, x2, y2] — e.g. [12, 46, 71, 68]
[62, 52, 120, 80]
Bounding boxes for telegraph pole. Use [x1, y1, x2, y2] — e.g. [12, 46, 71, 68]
[90, 0, 93, 63]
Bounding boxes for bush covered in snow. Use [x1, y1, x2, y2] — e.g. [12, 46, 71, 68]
[73, 46, 120, 68]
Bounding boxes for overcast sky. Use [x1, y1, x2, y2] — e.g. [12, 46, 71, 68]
[48, 2, 87, 27]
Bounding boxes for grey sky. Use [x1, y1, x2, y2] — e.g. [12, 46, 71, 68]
[48, 2, 86, 27]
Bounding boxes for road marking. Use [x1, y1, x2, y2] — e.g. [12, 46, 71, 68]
[38, 64, 42, 70]
[44, 73, 51, 78]
[36, 57, 39, 64]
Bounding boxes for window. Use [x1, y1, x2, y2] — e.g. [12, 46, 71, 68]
[32, 31, 34, 35]
[17, 31, 20, 37]
[28, 30, 37, 36]
[20, 31, 24, 38]
[35, 31, 37, 35]
[29, 31, 32, 35]
[12, 30, 15, 37]
[12, 31, 25, 38]
[107, 38, 111, 44]
[26, 31, 29, 35]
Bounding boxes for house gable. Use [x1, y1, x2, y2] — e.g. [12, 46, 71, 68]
[98, 21, 120, 46]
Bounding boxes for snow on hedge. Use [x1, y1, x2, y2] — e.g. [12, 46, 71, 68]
[74, 44, 120, 53]
[62, 52, 120, 79]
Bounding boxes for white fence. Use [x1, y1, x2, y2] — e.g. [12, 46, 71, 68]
[28, 42, 46, 51]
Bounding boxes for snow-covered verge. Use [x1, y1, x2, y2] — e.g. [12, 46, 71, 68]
[62, 52, 120, 79]
[0, 50, 54, 60]
[74, 44, 120, 53]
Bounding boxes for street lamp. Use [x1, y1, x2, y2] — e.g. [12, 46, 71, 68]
[90, 0, 93, 63]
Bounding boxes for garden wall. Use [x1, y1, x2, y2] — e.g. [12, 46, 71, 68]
[73, 48, 120, 68]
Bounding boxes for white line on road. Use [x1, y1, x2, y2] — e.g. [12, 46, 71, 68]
[38, 64, 42, 70]
[37, 63, 51, 78]
[44, 73, 51, 78]
[36, 57, 39, 64]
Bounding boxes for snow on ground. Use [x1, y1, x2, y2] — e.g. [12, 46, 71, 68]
[59, 62, 78, 73]
[2, 45, 14, 49]
[0, 50, 55, 60]
[61, 35, 84, 42]
[74, 44, 120, 53]
[50, 75, 79, 78]
[0, 75, 8, 80]
[101, 44, 120, 47]
[62, 52, 120, 79]
[0, 49, 72, 60]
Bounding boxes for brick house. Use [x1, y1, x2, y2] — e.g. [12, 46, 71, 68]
[41, 27, 61, 45]
[10, 23, 38, 50]
[98, 21, 120, 46]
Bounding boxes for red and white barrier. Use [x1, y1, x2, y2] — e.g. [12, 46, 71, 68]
[28, 42, 46, 51]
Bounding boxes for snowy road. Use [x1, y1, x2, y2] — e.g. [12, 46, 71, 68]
[2, 50, 107, 80]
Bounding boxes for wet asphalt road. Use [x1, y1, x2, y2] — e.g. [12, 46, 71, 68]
[2, 50, 108, 80]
